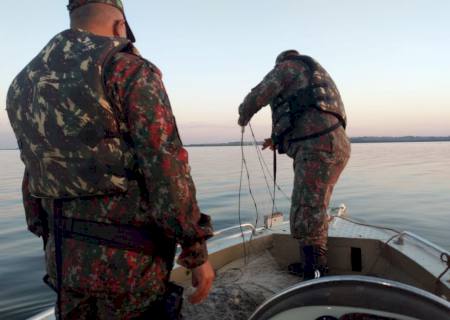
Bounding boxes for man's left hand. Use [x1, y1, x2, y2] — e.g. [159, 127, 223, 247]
[189, 260, 215, 304]
[238, 103, 249, 126]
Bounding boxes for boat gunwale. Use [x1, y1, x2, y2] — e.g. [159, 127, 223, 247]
[248, 275, 450, 320]
[27, 216, 450, 320]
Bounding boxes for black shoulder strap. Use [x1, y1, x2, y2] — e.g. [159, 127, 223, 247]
[101, 41, 134, 139]
[53, 199, 64, 319]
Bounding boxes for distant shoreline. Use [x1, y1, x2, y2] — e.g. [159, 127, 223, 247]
[1, 136, 449, 150]
[185, 136, 450, 147]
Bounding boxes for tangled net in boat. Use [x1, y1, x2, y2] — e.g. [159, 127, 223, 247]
[182, 251, 300, 320]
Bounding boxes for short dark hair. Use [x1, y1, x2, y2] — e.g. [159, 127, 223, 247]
[276, 50, 300, 64]
[70, 3, 122, 28]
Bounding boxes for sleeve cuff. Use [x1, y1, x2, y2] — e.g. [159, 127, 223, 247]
[176, 240, 209, 269]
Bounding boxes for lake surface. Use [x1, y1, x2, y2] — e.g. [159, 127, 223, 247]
[1, 142, 449, 319]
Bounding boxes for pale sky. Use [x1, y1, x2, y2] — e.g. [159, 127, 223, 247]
[1, 0, 449, 147]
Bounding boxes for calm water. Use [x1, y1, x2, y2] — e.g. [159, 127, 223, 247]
[1, 142, 450, 319]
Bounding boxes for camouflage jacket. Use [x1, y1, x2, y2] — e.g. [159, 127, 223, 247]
[239, 59, 350, 157]
[9, 30, 213, 299]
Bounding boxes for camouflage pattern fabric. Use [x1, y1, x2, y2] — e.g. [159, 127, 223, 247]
[282, 55, 347, 127]
[239, 58, 310, 127]
[56, 287, 163, 320]
[290, 149, 349, 246]
[22, 171, 46, 238]
[239, 54, 350, 246]
[8, 29, 213, 318]
[7, 29, 133, 199]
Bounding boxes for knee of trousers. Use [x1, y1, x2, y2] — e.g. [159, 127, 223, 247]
[290, 205, 329, 247]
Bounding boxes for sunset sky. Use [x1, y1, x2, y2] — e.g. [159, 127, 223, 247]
[1, 0, 449, 147]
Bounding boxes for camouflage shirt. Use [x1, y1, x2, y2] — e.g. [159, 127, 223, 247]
[239, 59, 350, 157]
[19, 40, 213, 299]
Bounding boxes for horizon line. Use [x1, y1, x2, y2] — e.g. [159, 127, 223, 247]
[1, 135, 450, 150]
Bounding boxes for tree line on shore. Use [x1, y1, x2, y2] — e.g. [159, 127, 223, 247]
[186, 136, 450, 147]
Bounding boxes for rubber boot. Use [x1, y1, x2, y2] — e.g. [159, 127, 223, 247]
[287, 245, 304, 277]
[302, 245, 328, 280]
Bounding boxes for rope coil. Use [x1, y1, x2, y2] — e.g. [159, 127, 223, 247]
[238, 123, 283, 263]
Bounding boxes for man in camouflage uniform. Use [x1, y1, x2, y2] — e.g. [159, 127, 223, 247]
[7, 1, 214, 319]
[238, 50, 350, 280]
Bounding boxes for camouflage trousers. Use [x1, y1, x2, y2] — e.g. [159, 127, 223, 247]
[289, 150, 349, 248]
[55, 288, 161, 320]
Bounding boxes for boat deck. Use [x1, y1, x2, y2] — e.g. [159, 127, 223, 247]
[29, 209, 450, 320]
[179, 211, 450, 319]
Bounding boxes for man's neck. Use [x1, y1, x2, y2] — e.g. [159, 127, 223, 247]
[70, 25, 114, 38]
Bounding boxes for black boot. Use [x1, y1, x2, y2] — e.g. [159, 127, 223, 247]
[302, 245, 328, 280]
[287, 261, 304, 276]
[287, 243, 304, 277]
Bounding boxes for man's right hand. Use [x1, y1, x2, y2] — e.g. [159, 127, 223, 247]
[188, 260, 215, 304]
[238, 115, 248, 127]
[262, 138, 275, 151]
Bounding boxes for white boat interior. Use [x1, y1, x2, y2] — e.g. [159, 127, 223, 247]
[177, 206, 450, 319]
[29, 206, 450, 320]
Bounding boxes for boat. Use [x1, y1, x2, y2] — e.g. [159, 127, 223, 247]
[29, 205, 450, 319]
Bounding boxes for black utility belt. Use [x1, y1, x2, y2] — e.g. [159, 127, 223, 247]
[60, 217, 160, 255]
[288, 121, 343, 143]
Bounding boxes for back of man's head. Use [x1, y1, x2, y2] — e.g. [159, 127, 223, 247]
[276, 50, 300, 64]
[68, 0, 136, 41]
[69, 3, 124, 34]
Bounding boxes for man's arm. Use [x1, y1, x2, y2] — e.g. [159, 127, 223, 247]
[238, 61, 307, 126]
[105, 53, 213, 269]
[22, 170, 46, 239]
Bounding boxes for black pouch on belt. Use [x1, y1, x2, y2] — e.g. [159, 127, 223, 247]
[135, 282, 184, 320]
[162, 282, 184, 319]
